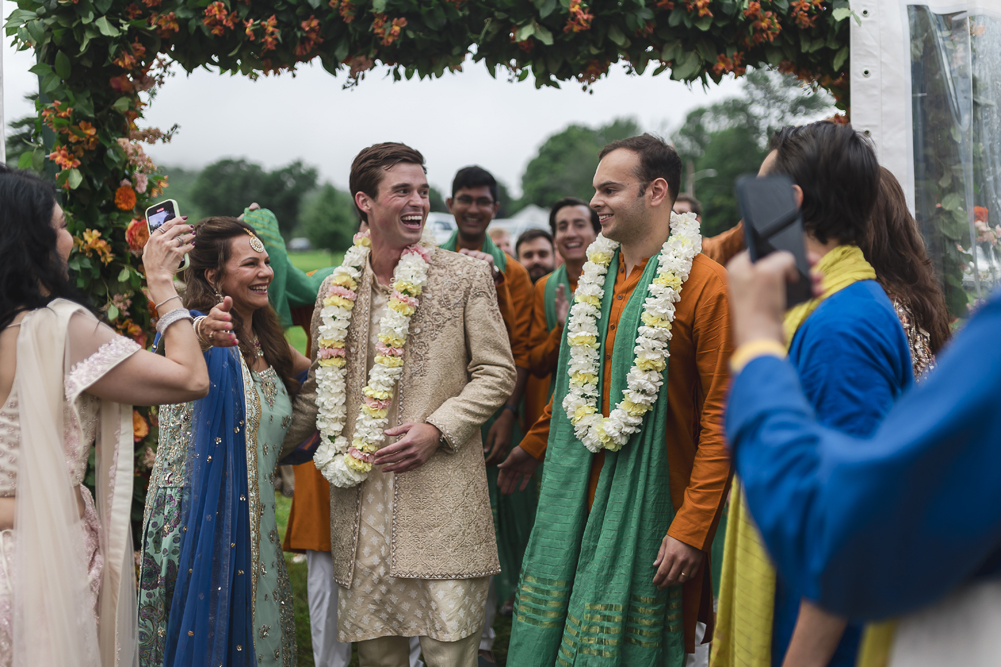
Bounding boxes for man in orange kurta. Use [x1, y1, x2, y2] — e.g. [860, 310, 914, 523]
[500, 136, 733, 664]
[443, 166, 534, 661]
[525, 198, 744, 436]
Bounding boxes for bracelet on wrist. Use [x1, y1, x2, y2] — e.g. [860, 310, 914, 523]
[192, 316, 212, 351]
[154, 294, 182, 311]
[502, 403, 519, 415]
[156, 308, 193, 336]
[729, 339, 787, 374]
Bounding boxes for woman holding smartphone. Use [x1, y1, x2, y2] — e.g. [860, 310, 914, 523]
[138, 217, 311, 667]
[0, 165, 209, 667]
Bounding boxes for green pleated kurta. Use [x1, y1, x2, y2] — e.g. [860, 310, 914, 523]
[138, 364, 297, 666]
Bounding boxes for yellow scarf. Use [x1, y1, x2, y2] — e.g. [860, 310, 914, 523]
[711, 245, 877, 667]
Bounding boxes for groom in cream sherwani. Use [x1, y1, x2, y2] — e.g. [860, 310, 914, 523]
[285, 142, 516, 667]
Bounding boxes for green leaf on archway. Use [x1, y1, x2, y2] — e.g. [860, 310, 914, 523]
[107, 304, 119, 321]
[41, 72, 61, 95]
[112, 96, 131, 113]
[534, 23, 554, 46]
[672, 50, 702, 80]
[941, 192, 962, 211]
[372, 0, 387, 11]
[95, 0, 113, 13]
[118, 267, 131, 283]
[833, 46, 849, 72]
[536, 0, 557, 19]
[515, 23, 535, 42]
[67, 168, 83, 190]
[55, 50, 71, 79]
[694, 14, 713, 31]
[94, 16, 119, 37]
[608, 25, 626, 46]
[17, 152, 33, 170]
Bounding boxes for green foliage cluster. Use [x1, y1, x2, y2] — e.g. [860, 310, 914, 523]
[190, 158, 318, 235]
[518, 118, 641, 208]
[300, 182, 358, 252]
[673, 68, 835, 236]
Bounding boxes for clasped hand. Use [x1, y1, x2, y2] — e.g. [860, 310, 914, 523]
[374, 422, 442, 474]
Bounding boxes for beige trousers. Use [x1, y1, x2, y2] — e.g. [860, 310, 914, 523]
[357, 631, 480, 667]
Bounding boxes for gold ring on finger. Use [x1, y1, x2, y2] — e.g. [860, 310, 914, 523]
[209, 331, 215, 341]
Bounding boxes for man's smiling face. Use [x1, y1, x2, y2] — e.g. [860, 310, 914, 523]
[590, 149, 649, 244]
[449, 185, 499, 243]
[363, 162, 430, 250]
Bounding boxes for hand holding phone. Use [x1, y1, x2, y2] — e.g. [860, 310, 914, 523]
[145, 199, 190, 272]
[736, 174, 812, 308]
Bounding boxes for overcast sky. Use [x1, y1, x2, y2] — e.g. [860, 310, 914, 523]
[2, 0, 745, 196]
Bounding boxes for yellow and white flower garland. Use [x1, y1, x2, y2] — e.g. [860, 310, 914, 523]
[562, 211, 702, 453]
[312, 228, 435, 488]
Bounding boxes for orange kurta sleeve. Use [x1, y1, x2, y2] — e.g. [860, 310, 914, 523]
[503, 253, 534, 369]
[663, 255, 733, 553]
[527, 275, 559, 377]
[519, 394, 553, 460]
[701, 221, 745, 267]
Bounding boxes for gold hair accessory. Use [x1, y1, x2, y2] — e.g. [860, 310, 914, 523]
[246, 230, 265, 254]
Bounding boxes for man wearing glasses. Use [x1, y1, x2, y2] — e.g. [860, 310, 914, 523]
[440, 166, 534, 665]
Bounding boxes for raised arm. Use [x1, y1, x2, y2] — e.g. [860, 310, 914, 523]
[728, 290, 1001, 620]
[86, 218, 209, 405]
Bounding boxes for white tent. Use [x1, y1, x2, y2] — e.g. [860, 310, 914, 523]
[851, 0, 1001, 313]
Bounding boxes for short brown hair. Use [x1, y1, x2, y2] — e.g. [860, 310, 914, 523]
[598, 134, 683, 205]
[349, 142, 426, 222]
[674, 193, 702, 217]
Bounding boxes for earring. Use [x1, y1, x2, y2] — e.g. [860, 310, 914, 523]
[213, 285, 223, 303]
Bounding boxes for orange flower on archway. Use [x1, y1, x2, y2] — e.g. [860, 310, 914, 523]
[133, 410, 150, 442]
[115, 185, 137, 210]
[126, 218, 150, 253]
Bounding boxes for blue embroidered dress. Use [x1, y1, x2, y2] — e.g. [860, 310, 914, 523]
[138, 355, 296, 666]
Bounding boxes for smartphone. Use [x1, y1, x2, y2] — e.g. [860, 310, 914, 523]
[145, 199, 189, 272]
[736, 174, 812, 308]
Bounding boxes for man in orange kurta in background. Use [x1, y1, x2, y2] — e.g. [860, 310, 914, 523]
[523, 197, 600, 429]
[440, 166, 535, 664]
[500, 134, 733, 666]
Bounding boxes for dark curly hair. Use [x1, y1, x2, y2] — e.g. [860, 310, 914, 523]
[0, 165, 90, 331]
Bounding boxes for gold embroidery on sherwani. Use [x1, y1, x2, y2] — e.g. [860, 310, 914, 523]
[284, 248, 516, 597]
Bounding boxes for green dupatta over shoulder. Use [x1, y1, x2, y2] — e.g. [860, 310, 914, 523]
[508, 251, 684, 667]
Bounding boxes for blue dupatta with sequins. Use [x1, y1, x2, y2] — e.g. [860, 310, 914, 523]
[162, 345, 256, 667]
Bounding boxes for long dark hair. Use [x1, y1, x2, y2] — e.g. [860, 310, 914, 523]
[183, 216, 299, 394]
[860, 167, 951, 354]
[0, 165, 89, 330]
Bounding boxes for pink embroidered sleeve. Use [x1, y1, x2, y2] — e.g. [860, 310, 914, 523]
[64, 313, 141, 402]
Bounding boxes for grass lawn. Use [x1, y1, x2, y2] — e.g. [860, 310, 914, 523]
[278, 249, 513, 665]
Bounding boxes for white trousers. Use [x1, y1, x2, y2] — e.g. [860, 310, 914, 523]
[478, 576, 497, 652]
[684, 621, 709, 667]
[307, 550, 352, 667]
[306, 550, 425, 667]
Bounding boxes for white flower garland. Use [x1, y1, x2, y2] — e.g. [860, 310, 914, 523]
[312, 228, 435, 488]
[562, 211, 702, 453]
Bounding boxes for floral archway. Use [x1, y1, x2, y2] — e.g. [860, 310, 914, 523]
[4, 0, 855, 533]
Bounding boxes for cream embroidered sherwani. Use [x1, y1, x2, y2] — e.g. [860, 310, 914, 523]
[285, 247, 516, 643]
